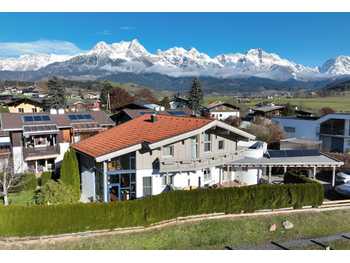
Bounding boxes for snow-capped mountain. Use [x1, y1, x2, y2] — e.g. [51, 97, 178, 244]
[0, 39, 350, 82]
[319, 56, 350, 76]
[0, 54, 72, 71]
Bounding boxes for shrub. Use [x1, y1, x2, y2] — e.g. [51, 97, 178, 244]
[0, 173, 323, 237]
[60, 149, 80, 200]
[34, 180, 80, 205]
[38, 172, 52, 187]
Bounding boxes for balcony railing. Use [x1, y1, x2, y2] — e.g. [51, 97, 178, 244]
[23, 145, 60, 160]
[159, 150, 247, 173]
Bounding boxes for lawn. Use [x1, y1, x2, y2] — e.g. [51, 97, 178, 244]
[204, 95, 350, 112]
[4, 209, 350, 250]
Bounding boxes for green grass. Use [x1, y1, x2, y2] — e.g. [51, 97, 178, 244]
[4, 209, 350, 250]
[8, 190, 34, 205]
[204, 95, 350, 112]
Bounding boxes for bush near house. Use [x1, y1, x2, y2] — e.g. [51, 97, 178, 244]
[0, 172, 323, 237]
[60, 149, 80, 199]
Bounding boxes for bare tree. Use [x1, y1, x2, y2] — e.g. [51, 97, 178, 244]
[0, 154, 25, 206]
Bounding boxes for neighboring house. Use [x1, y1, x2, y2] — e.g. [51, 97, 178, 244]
[249, 105, 286, 119]
[66, 99, 101, 112]
[113, 100, 161, 112]
[0, 111, 114, 174]
[273, 113, 350, 153]
[110, 109, 191, 125]
[169, 96, 207, 113]
[73, 114, 258, 202]
[205, 102, 240, 120]
[5, 97, 44, 113]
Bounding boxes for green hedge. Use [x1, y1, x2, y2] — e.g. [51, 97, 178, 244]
[0, 172, 323, 237]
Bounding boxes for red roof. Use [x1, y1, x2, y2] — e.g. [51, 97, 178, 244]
[73, 114, 212, 158]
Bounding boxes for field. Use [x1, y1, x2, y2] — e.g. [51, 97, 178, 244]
[3, 209, 350, 250]
[204, 95, 350, 113]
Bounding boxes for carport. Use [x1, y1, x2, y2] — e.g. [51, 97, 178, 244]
[231, 150, 344, 187]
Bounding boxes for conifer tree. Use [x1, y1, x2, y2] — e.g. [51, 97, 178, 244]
[188, 78, 203, 115]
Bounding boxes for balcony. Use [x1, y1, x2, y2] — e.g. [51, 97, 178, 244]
[23, 145, 60, 160]
[159, 150, 246, 173]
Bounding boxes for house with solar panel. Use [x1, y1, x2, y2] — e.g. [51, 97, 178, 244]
[0, 111, 114, 174]
[73, 113, 343, 203]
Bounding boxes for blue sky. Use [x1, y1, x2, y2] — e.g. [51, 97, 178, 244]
[0, 13, 349, 66]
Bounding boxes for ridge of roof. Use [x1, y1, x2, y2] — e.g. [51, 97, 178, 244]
[73, 114, 214, 159]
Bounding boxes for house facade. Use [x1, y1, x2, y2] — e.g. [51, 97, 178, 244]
[205, 102, 240, 121]
[73, 114, 262, 202]
[5, 97, 44, 113]
[0, 111, 114, 174]
[273, 113, 350, 153]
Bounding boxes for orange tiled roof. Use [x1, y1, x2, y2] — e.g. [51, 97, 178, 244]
[73, 114, 213, 158]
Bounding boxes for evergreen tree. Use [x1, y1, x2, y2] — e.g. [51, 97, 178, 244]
[45, 77, 66, 110]
[100, 81, 113, 109]
[60, 149, 80, 201]
[188, 78, 203, 115]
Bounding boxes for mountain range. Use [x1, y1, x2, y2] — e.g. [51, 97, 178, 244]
[1, 39, 350, 92]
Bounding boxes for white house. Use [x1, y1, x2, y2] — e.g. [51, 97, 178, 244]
[272, 113, 350, 153]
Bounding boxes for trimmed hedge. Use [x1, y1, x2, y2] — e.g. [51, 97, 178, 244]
[0, 172, 323, 237]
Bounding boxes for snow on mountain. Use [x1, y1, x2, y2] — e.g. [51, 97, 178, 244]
[0, 54, 72, 71]
[1, 39, 350, 81]
[319, 56, 350, 76]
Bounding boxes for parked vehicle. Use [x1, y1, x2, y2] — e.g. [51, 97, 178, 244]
[335, 183, 350, 197]
[336, 171, 350, 184]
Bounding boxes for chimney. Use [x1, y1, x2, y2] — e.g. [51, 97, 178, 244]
[150, 113, 157, 123]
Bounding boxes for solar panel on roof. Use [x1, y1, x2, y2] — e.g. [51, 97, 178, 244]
[268, 149, 320, 158]
[23, 115, 50, 122]
[69, 114, 92, 120]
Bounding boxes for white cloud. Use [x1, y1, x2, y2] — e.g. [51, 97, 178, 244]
[119, 26, 136, 31]
[97, 30, 113, 36]
[0, 40, 82, 58]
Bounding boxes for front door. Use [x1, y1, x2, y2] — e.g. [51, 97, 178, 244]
[109, 183, 120, 202]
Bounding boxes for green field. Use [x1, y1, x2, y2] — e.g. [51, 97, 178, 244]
[3, 209, 350, 250]
[204, 95, 350, 113]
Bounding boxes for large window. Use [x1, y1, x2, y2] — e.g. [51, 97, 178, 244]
[204, 132, 212, 152]
[108, 153, 136, 171]
[108, 173, 136, 201]
[191, 136, 199, 159]
[284, 126, 296, 133]
[163, 145, 174, 157]
[320, 119, 345, 136]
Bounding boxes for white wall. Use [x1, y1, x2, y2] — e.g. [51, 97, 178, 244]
[272, 117, 318, 140]
[12, 146, 26, 173]
[56, 142, 70, 163]
[210, 111, 240, 121]
[80, 168, 96, 202]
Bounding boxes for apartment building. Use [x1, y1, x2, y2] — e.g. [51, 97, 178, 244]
[0, 111, 114, 174]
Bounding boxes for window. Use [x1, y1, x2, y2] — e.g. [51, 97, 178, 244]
[203, 169, 211, 182]
[18, 108, 24, 113]
[163, 145, 174, 157]
[162, 174, 174, 186]
[191, 136, 199, 159]
[218, 140, 225, 150]
[204, 132, 211, 152]
[284, 126, 296, 133]
[32, 108, 37, 113]
[143, 177, 152, 197]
